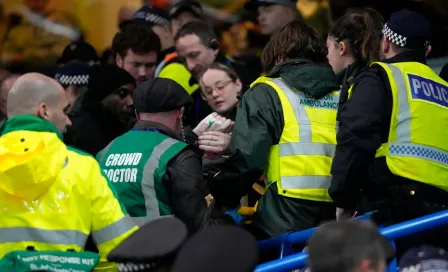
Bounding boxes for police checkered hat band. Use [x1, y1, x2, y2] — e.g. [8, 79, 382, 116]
[117, 262, 156, 272]
[382, 23, 408, 48]
[55, 74, 89, 86]
[133, 10, 170, 27]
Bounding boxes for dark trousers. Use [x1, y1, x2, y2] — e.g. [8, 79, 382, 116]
[369, 183, 448, 258]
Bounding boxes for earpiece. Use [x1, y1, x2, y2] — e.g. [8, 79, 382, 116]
[209, 40, 219, 50]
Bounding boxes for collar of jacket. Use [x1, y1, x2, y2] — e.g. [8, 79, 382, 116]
[133, 120, 182, 140]
[223, 106, 237, 121]
[157, 46, 176, 65]
[335, 61, 367, 86]
[266, 58, 340, 99]
[0, 114, 62, 139]
[382, 50, 427, 65]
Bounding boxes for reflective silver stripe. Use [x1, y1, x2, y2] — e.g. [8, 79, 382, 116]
[154, 60, 167, 77]
[0, 227, 88, 248]
[389, 143, 448, 167]
[271, 78, 340, 142]
[281, 176, 332, 189]
[279, 142, 336, 157]
[272, 78, 312, 142]
[131, 216, 151, 226]
[142, 138, 179, 220]
[98, 140, 115, 163]
[383, 64, 412, 142]
[131, 215, 175, 226]
[92, 216, 136, 245]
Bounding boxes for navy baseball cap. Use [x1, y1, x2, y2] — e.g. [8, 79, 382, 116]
[381, 9, 432, 49]
[57, 41, 99, 65]
[399, 245, 448, 272]
[244, 0, 297, 11]
[120, 5, 171, 29]
[170, 1, 203, 19]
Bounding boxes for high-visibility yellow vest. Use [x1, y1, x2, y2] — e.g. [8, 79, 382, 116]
[372, 62, 448, 191]
[250, 77, 340, 202]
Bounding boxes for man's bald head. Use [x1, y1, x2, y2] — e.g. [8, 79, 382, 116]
[7, 73, 71, 133]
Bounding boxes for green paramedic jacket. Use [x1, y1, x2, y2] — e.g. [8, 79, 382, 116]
[96, 121, 233, 233]
[97, 128, 187, 225]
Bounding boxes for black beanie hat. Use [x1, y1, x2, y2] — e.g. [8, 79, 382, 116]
[85, 64, 136, 102]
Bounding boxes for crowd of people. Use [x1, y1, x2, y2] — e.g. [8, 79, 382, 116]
[0, 0, 447, 271]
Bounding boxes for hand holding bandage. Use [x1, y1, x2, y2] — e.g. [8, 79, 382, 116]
[193, 113, 234, 136]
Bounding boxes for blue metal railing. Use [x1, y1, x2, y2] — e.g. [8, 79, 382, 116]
[259, 212, 373, 251]
[255, 209, 448, 272]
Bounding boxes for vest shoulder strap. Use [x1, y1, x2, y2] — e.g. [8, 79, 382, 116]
[250, 76, 273, 88]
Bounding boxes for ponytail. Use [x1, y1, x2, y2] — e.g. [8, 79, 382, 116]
[359, 8, 384, 64]
[329, 8, 384, 64]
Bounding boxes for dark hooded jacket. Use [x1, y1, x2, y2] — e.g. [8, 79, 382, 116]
[64, 65, 136, 156]
[211, 59, 340, 237]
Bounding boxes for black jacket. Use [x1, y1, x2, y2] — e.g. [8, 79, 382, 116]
[64, 96, 133, 156]
[329, 51, 448, 211]
[134, 121, 234, 234]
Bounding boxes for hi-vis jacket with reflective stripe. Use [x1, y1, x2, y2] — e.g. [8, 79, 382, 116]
[155, 51, 199, 95]
[372, 62, 448, 190]
[97, 129, 187, 226]
[0, 115, 138, 270]
[251, 77, 339, 202]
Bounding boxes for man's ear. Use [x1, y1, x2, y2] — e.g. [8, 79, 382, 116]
[36, 103, 50, 121]
[381, 36, 390, 54]
[135, 110, 140, 121]
[425, 44, 432, 58]
[209, 39, 220, 56]
[116, 54, 123, 67]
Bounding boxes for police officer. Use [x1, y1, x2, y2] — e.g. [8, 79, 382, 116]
[108, 217, 188, 272]
[244, 0, 299, 36]
[96, 78, 238, 234]
[120, 5, 199, 95]
[329, 10, 448, 253]
[212, 20, 339, 239]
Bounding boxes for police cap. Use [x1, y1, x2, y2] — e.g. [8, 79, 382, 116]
[381, 9, 432, 50]
[54, 63, 90, 88]
[244, 0, 297, 11]
[107, 217, 188, 272]
[170, 1, 203, 19]
[120, 5, 171, 29]
[171, 226, 259, 272]
[56, 41, 99, 65]
[133, 78, 193, 113]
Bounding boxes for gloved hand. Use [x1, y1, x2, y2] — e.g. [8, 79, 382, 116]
[225, 207, 246, 227]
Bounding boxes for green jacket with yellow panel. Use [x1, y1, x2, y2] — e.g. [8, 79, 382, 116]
[211, 59, 340, 238]
[0, 115, 138, 270]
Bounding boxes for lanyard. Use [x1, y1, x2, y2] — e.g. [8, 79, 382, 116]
[132, 127, 161, 133]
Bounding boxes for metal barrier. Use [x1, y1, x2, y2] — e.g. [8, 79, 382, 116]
[255, 209, 448, 272]
[259, 212, 373, 252]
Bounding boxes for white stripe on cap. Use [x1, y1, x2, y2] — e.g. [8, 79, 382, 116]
[57, 75, 89, 86]
[382, 23, 408, 48]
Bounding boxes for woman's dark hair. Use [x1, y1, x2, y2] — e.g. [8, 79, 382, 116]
[261, 20, 328, 72]
[329, 8, 384, 64]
